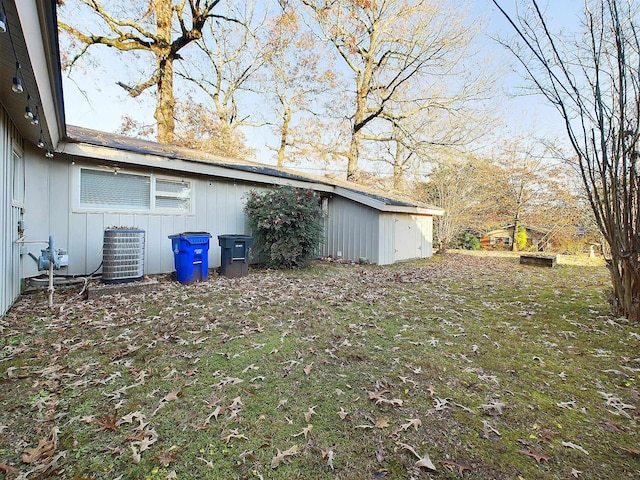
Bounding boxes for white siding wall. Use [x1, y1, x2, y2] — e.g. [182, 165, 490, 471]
[380, 213, 434, 264]
[21, 157, 260, 278]
[20, 154, 436, 282]
[0, 107, 23, 317]
[378, 213, 396, 265]
[323, 196, 380, 263]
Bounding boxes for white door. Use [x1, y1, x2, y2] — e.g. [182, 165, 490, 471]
[394, 215, 420, 262]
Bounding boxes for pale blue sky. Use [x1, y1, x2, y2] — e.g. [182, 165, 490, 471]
[60, 0, 586, 172]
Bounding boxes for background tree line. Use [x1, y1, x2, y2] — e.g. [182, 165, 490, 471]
[58, 0, 493, 187]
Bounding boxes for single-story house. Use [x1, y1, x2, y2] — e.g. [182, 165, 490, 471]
[480, 225, 552, 251]
[0, 0, 442, 317]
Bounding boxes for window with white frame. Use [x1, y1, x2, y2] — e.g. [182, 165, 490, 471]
[79, 168, 193, 213]
[12, 150, 25, 206]
[155, 178, 192, 211]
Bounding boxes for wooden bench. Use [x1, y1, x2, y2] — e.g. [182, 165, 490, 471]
[519, 254, 557, 268]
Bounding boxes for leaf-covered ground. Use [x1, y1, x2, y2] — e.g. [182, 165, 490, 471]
[1, 252, 638, 479]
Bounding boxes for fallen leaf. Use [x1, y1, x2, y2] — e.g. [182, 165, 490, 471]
[562, 441, 589, 455]
[117, 410, 145, 427]
[26, 450, 66, 478]
[374, 417, 389, 428]
[618, 445, 640, 455]
[21, 428, 59, 464]
[599, 419, 623, 433]
[292, 424, 313, 439]
[518, 449, 551, 463]
[130, 429, 158, 452]
[154, 450, 177, 466]
[198, 457, 215, 469]
[322, 448, 335, 470]
[223, 428, 249, 444]
[239, 450, 256, 463]
[538, 428, 554, 443]
[433, 397, 450, 411]
[95, 410, 120, 432]
[480, 420, 500, 440]
[304, 405, 317, 422]
[376, 438, 385, 463]
[0, 462, 19, 474]
[399, 442, 436, 471]
[480, 400, 505, 415]
[441, 460, 473, 476]
[271, 444, 300, 469]
[416, 453, 437, 471]
[304, 363, 313, 376]
[571, 468, 583, 478]
[152, 389, 182, 415]
[399, 418, 422, 431]
[130, 444, 141, 464]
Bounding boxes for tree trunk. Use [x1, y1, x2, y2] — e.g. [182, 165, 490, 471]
[153, 0, 174, 144]
[347, 64, 372, 181]
[277, 105, 291, 168]
[511, 219, 519, 252]
[607, 243, 640, 322]
[393, 141, 405, 190]
[155, 57, 175, 144]
[347, 130, 361, 181]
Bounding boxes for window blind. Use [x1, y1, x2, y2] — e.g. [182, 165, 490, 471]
[80, 169, 151, 210]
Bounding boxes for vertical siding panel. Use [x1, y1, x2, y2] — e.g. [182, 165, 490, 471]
[117, 214, 135, 227]
[86, 214, 106, 273]
[145, 215, 162, 274]
[70, 213, 88, 275]
[377, 213, 391, 265]
[325, 197, 380, 263]
[1, 107, 9, 315]
[21, 151, 51, 277]
[49, 158, 69, 252]
[0, 107, 24, 315]
[161, 216, 177, 272]
[132, 214, 150, 276]
[1, 107, 13, 315]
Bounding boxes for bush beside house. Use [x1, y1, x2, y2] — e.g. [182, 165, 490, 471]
[244, 187, 325, 268]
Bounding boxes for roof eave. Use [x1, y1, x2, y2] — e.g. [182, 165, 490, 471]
[14, 0, 66, 147]
[334, 186, 443, 215]
[58, 140, 335, 193]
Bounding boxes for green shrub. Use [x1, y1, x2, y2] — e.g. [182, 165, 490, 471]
[243, 187, 325, 268]
[456, 230, 481, 250]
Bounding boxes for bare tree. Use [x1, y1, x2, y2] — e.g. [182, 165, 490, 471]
[493, 0, 639, 320]
[260, 4, 338, 167]
[416, 155, 491, 252]
[178, 1, 266, 143]
[367, 82, 494, 191]
[489, 140, 562, 252]
[300, 0, 476, 182]
[59, 0, 236, 144]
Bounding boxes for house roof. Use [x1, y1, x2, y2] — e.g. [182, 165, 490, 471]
[0, 0, 65, 149]
[486, 225, 551, 236]
[60, 125, 444, 216]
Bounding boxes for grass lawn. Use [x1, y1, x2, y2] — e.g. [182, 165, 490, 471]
[1, 252, 638, 479]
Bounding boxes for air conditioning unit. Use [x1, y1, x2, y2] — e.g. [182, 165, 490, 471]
[102, 228, 145, 284]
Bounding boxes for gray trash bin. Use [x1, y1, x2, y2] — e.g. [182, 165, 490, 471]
[218, 234, 253, 278]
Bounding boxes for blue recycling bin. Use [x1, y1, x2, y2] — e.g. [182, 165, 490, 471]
[168, 232, 212, 284]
